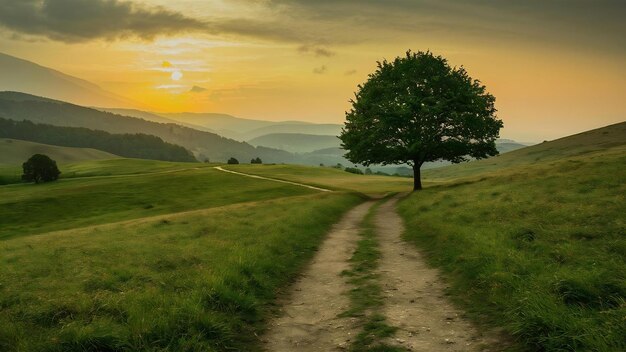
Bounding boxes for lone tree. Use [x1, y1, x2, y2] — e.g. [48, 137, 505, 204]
[227, 157, 239, 165]
[251, 157, 262, 164]
[340, 51, 503, 191]
[22, 154, 61, 183]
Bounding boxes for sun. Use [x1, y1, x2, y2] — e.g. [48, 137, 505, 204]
[171, 70, 183, 81]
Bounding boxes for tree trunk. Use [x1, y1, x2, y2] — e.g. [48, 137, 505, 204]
[412, 163, 422, 191]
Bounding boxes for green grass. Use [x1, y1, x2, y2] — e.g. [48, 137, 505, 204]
[227, 164, 414, 195]
[0, 162, 318, 240]
[399, 145, 626, 351]
[0, 158, 207, 185]
[341, 200, 408, 352]
[0, 191, 362, 351]
[0, 138, 119, 166]
[424, 121, 626, 181]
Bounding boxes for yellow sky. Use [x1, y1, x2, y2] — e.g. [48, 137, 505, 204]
[0, 0, 624, 141]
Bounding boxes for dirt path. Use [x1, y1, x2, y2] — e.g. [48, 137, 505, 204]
[375, 196, 496, 351]
[214, 166, 333, 192]
[262, 201, 374, 351]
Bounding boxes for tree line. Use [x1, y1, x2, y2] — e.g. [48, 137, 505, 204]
[0, 118, 197, 162]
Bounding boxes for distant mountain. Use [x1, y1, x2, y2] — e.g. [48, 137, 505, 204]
[158, 112, 343, 141]
[0, 138, 119, 166]
[242, 123, 343, 141]
[0, 118, 196, 162]
[0, 92, 294, 163]
[248, 133, 340, 153]
[0, 52, 136, 108]
[99, 108, 217, 133]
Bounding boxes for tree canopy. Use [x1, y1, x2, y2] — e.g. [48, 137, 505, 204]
[340, 51, 503, 190]
[22, 154, 60, 183]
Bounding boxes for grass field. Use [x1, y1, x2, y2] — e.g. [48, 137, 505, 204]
[423, 121, 626, 181]
[399, 144, 625, 351]
[0, 157, 364, 351]
[0, 192, 361, 351]
[0, 160, 316, 240]
[0, 139, 119, 166]
[0, 158, 209, 185]
[227, 164, 414, 195]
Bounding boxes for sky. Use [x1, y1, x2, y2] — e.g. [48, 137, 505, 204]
[0, 0, 624, 141]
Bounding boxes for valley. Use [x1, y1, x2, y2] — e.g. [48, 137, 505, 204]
[1, 122, 623, 351]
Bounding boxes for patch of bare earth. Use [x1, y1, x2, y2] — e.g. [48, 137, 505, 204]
[375, 196, 502, 351]
[262, 201, 375, 351]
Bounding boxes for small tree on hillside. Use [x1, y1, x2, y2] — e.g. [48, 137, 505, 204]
[227, 157, 239, 165]
[251, 157, 262, 164]
[340, 51, 503, 190]
[22, 154, 60, 184]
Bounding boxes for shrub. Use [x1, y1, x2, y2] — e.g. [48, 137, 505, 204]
[344, 167, 363, 175]
[227, 157, 239, 165]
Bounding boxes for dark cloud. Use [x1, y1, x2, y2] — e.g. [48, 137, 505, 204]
[190, 85, 207, 93]
[253, 0, 626, 54]
[313, 65, 327, 74]
[344, 69, 357, 76]
[0, 0, 206, 42]
[298, 45, 335, 57]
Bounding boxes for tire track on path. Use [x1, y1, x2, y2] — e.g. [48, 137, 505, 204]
[262, 201, 375, 351]
[375, 196, 499, 351]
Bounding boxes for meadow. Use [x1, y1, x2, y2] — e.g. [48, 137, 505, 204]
[1, 124, 624, 351]
[0, 158, 364, 351]
[0, 160, 321, 240]
[399, 145, 626, 351]
[227, 164, 414, 195]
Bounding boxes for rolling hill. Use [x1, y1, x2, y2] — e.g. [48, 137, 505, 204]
[248, 133, 340, 153]
[158, 112, 343, 141]
[424, 121, 626, 180]
[0, 52, 136, 108]
[0, 92, 294, 163]
[0, 118, 196, 162]
[0, 138, 118, 165]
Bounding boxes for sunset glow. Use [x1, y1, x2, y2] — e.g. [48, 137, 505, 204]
[0, 0, 624, 141]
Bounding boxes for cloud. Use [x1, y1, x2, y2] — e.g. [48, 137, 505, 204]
[344, 69, 357, 75]
[313, 65, 327, 74]
[162, 61, 173, 68]
[298, 45, 335, 57]
[0, 0, 206, 43]
[190, 85, 208, 93]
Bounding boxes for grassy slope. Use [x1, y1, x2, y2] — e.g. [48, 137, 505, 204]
[0, 139, 122, 184]
[0, 192, 361, 351]
[0, 161, 318, 240]
[0, 138, 118, 165]
[423, 121, 625, 180]
[0, 157, 364, 351]
[227, 164, 413, 195]
[399, 144, 625, 350]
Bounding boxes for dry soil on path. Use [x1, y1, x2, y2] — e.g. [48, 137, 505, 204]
[263, 196, 501, 351]
[375, 196, 499, 351]
[262, 201, 375, 351]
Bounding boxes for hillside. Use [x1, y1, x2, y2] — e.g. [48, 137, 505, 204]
[0, 138, 118, 165]
[0, 118, 196, 163]
[0, 52, 135, 108]
[399, 140, 625, 351]
[424, 121, 626, 180]
[248, 133, 340, 153]
[99, 108, 217, 133]
[0, 157, 362, 350]
[0, 92, 294, 163]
